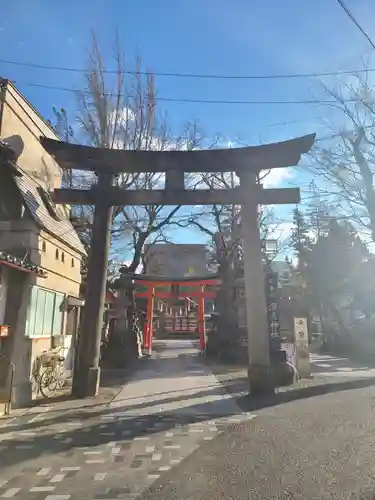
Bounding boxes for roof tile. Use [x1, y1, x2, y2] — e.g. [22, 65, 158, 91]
[13, 170, 86, 256]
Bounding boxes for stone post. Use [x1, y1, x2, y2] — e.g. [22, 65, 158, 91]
[238, 171, 274, 395]
[72, 173, 114, 398]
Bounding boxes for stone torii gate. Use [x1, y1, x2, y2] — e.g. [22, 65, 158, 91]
[41, 133, 315, 398]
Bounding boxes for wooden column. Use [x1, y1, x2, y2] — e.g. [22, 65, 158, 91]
[238, 171, 274, 395]
[72, 172, 114, 398]
[197, 285, 206, 351]
[143, 286, 154, 355]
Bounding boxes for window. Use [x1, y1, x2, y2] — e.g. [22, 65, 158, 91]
[52, 293, 64, 336]
[37, 187, 60, 221]
[61, 252, 65, 263]
[25, 287, 65, 338]
[55, 249, 59, 260]
[42, 241, 46, 252]
[71, 258, 75, 268]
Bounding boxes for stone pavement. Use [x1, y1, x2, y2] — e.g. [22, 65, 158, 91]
[310, 352, 375, 378]
[0, 339, 256, 500]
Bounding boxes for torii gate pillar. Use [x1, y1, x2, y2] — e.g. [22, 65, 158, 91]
[238, 171, 273, 394]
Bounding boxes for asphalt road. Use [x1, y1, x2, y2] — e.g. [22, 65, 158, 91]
[2, 340, 375, 499]
[139, 380, 375, 500]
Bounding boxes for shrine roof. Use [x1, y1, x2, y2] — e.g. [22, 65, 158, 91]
[121, 273, 220, 284]
[40, 134, 315, 174]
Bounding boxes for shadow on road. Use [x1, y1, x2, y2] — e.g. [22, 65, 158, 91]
[0, 378, 241, 436]
[5, 337, 375, 472]
[3, 374, 375, 471]
[222, 373, 375, 412]
[0, 384, 251, 470]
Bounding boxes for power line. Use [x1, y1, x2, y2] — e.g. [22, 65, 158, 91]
[335, 0, 375, 50]
[12, 81, 361, 106]
[0, 56, 374, 80]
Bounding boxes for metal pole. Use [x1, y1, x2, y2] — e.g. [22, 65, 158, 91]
[72, 173, 114, 398]
[238, 171, 274, 396]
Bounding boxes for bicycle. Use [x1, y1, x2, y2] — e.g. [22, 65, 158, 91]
[52, 346, 68, 388]
[30, 355, 42, 395]
[39, 359, 66, 398]
[35, 347, 67, 398]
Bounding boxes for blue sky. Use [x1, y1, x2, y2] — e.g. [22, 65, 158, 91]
[1, 0, 375, 252]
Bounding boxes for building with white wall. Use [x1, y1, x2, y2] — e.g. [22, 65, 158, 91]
[0, 79, 85, 409]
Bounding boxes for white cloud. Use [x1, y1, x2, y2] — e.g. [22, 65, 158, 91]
[268, 221, 294, 241]
[109, 107, 135, 130]
[262, 168, 294, 188]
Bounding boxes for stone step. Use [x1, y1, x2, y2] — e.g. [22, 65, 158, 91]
[0, 388, 11, 416]
[0, 402, 6, 417]
[0, 387, 10, 403]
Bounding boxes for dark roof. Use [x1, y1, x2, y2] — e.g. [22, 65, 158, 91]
[40, 134, 316, 174]
[0, 250, 46, 277]
[121, 273, 220, 283]
[12, 168, 86, 255]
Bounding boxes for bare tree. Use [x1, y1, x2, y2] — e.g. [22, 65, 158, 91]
[306, 67, 375, 241]
[177, 169, 282, 270]
[173, 168, 282, 358]
[51, 33, 206, 278]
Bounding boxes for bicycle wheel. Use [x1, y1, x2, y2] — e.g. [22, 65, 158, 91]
[56, 365, 66, 388]
[39, 368, 58, 398]
[30, 375, 39, 394]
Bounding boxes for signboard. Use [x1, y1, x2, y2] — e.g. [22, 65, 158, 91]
[282, 342, 296, 366]
[294, 318, 309, 349]
[293, 317, 310, 377]
[265, 271, 280, 338]
[237, 305, 247, 328]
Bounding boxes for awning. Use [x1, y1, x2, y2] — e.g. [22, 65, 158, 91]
[66, 295, 84, 307]
[0, 251, 46, 277]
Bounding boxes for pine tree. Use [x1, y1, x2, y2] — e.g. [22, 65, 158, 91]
[305, 219, 370, 334]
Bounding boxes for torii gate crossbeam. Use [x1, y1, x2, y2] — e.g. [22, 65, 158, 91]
[40, 133, 315, 399]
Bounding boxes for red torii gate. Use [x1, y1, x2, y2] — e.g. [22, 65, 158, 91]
[135, 277, 219, 353]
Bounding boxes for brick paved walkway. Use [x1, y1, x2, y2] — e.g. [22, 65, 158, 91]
[0, 339, 256, 500]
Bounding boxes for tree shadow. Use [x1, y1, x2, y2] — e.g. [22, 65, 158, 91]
[0, 379, 242, 437]
[0, 390, 252, 470]
[232, 375, 375, 412]
[2, 370, 375, 471]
